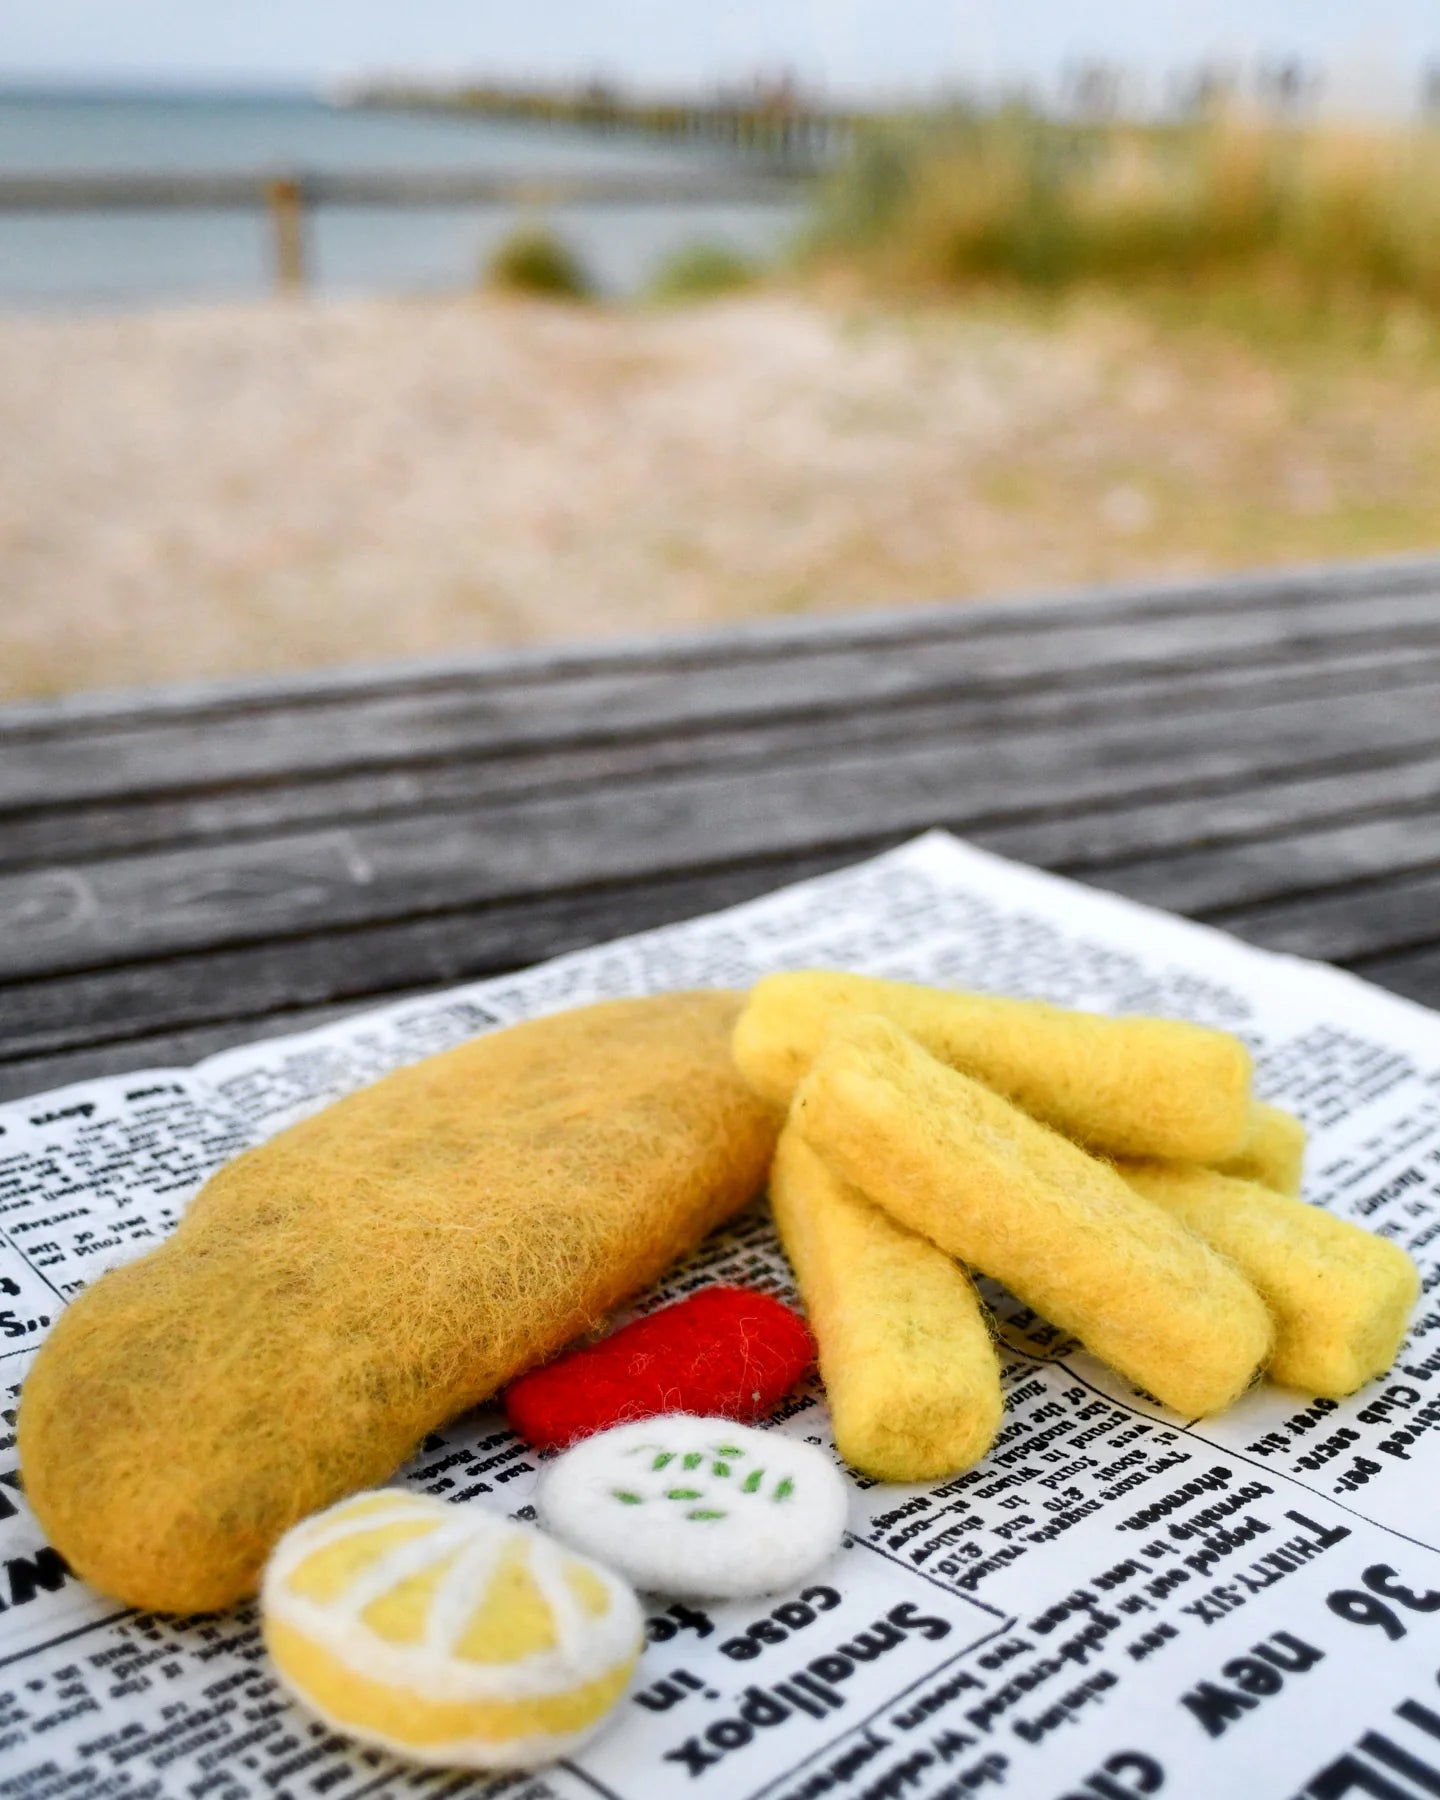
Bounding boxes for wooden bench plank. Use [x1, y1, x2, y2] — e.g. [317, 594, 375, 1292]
[11, 633, 1440, 878]
[0, 855, 857, 1078]
[1204, 868, 1440, 964]
[6, 666, 1440, 983]
[1351, 946, 1440, 1010]
[5, 634, 1440, 872]
[997, 752, 1440, 876]
[8, 559, 1440, 1101]
[11, 728, 1440, 1056]
[1071, 809, 1440, 917]
[0, 1000, 420, 1103]
[5, 552, 1436, 737]
[6, 572, 1440, 812]
[0, 853, 874, 1061]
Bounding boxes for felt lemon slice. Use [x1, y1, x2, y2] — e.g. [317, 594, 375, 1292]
[263, 1491, 643, 1770]
[538, 1415, 849, 1599]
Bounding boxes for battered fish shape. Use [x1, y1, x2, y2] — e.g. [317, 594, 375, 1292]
[19, 992, 778, 1613]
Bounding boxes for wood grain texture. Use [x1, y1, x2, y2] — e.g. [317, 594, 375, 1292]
[5, 550, 1437, 735]
[4, 673, 1438, 982]
[4, 555, 1440, 1102]
[4, 636, 1439, 874]
[6, 564, 1440, 811]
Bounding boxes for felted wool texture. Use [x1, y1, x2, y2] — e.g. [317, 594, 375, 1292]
[768, 1124, 1003, 1482]
[505, 1285, 814, 1453]
[263, 1489, 643, 1769]
[1120, 1161, 1419, 1397]
[791, 1015, 1274, 1417]
[733, 970, 1253, 1163]
[19, 992, 778, 1615]
[1213, 1103, 1307, 1196]
[536, 1414, 849, 1599]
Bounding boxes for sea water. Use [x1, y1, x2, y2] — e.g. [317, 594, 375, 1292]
[0, 89, 803, 309]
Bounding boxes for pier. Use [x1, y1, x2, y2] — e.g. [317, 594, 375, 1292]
[338, 80, 857, 172]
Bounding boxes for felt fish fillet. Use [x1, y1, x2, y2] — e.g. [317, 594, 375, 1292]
[19, 992, 778, 1614]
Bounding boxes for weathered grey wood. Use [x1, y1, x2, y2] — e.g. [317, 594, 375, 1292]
[1082, 810, 1440, 917]
[5, 566, 1440, 812]
[5, 551, 1437, 736]
[1352, 947, 1440, 1011]
[6, 666, 1440, 985]
[6, 634, 1440, 873]
[0, 1000, 423, 1104]
[11, 734, 1440, 1051]
[998, 752, 1440, 877]
[7, 556, 1440, 1105]
[0, 855, 853, 1077]
[0, 855, 852, 1057]
[1207, 868, 1440, 965]
[8, 731, 1440, 1053]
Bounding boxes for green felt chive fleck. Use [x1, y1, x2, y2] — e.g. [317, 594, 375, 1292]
[742, 1469, 764, 1492]
[651, 1453, 674, 1471]
[682, 1452, 703, 1470]
[666, 1488, 702, 1501]
[774, 1477, 794, 1501]
[612, 1490, 643, 1505]
[687, 1509, 727, 1521]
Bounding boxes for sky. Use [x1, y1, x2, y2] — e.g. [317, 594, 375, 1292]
[5, 0, 1439, 113]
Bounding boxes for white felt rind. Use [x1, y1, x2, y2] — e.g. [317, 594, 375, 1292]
[536, 1415, 850, 1599]
[262, 1490, 643, 1768]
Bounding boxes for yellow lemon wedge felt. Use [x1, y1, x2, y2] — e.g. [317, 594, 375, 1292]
[262, 1491, 643, 1770]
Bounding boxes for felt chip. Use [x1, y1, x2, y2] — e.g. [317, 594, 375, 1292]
[263, 1490, 642, 1770]
[769, 1126, 1003, 1482]
[505, 1286, 815, 1453]
[537, 1416, 849, 1598]
[1121, 1160, 1418, 1397]
[734, 969, 1254, 1163]
[793, 1014, 1274, 1417]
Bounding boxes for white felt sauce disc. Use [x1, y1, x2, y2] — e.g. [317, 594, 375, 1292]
[536, 1415, 849, 1599]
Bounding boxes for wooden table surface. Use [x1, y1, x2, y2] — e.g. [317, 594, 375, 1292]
[4, 554, 1439, 1103]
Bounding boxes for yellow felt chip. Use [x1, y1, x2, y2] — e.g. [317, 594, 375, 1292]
[1121, 1161, 1419, 1397]
[792, 1014, 1273, 1417]
[1213, 1103, 1307, 1196]
[769, 1125, 1003, 1482]
[733, 970, 1252, 1162]
[262, 1491, 643, 1770]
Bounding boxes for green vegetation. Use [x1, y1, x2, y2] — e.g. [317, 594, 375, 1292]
[647, 241, 757, 303]
[805, 109, 1440, 314]
[485, 225, 593, 300]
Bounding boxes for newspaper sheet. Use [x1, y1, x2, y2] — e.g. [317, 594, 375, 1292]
[3, 830, 1440, 1800]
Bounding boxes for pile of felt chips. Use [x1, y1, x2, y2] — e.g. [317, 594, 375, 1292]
[732, 971, 1421, 1484]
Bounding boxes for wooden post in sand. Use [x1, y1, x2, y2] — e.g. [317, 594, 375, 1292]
[266, 177, 307, 293]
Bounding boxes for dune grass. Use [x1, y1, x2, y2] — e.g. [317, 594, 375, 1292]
[485, 224, 594, 300]
[648, 240, 757, 303]
[805, 109, 1440, 323]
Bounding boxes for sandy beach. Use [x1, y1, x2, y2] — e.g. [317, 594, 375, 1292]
[3, 290, 1439, 700]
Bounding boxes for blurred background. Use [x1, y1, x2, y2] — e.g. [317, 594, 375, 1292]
[5, 2, 1440, 700]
